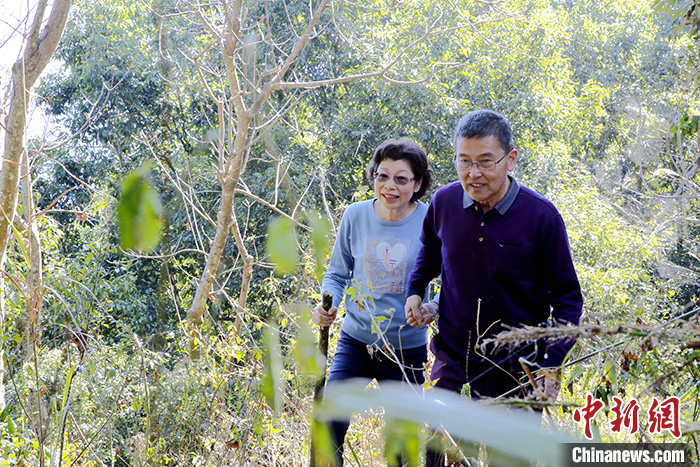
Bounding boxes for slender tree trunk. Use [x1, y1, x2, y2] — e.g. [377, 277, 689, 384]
[0, 257, 4, 412]
[231, 207, 253, 336]
[21, 151, 43, 365]
[186, 147, 246, 358]
[20, 151, 49, 446]
[0, 88, 5, 416]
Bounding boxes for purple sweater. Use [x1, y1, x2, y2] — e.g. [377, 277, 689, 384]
[407, 178, 582, 372]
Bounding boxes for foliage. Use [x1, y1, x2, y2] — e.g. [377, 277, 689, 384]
[266, 217, 299, 276]
[117, 163, 164, 252]
[319, 381, 574, 466]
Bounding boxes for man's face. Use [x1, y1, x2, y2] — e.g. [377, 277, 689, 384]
[455, 135, 517, 212]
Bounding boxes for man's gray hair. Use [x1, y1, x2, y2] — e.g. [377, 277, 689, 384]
[454, 109, 514, 154]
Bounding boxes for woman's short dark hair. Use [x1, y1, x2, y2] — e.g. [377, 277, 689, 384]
[365, 138, 433, 202]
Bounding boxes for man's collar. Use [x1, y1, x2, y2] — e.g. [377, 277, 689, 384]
[462, 175, 520, 214]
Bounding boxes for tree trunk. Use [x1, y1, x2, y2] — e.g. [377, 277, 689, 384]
[21, 151, 43, 365]
[186, 141, 247, 359]
[20, 150, 49, 446]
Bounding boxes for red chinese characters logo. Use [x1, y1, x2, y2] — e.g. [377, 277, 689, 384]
[573, 396, 681, 440]
[610, 396, 640, 435]
[573, 394, 605, 439]
[648, 396, 681, 438]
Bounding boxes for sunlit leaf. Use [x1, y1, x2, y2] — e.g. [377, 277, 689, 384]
[310, 417, 337, 467]
[11, 224, 29, 265]
[261, 323, 283, 413]
[384, 418, 421, 467]
[266, 217, 298, 275]
[317, 380, 574, 466]
[292, 308, 324, 379]
[307, 211, 330, 282]
[117, 162, 163, 252]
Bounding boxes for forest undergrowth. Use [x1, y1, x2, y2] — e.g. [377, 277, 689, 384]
[3, 287, 699, 466]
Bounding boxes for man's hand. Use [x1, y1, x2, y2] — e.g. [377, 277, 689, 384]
[406, 295, 436, 327]
[312, 302, 337, 327]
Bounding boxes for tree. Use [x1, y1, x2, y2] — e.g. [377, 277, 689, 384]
[172, 0, 504, 358]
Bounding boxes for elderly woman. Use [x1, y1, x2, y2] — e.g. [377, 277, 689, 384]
[312, 137, 435, 466]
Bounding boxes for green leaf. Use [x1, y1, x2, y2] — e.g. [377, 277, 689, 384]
[310, 418, 337, 467]
[370, 318, 381, 337]
[292, 308, 324, 379]
[261, 323, 283, 413]
[117, 163, 163, 252]
[307, 211, 330, 282]
[266, 217, 298, 275]
[384, 418, 421, 467]
[318, 381, 574, 466]
[6, 414, 14, 436]
[11, 224, 29, 266]
[0, 406, 10, 424]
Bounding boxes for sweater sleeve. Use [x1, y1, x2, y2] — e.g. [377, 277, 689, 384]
[541, 213, 583, 368]
[406, 200, 442, 299]
[321, 209, 354, 309]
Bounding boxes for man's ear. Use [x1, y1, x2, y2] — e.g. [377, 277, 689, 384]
[506, 150, 518, 171]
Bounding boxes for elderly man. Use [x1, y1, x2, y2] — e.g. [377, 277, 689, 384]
[405, 109, 583, 465]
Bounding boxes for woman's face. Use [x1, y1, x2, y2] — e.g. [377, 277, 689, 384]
[373, 158, 420, 213]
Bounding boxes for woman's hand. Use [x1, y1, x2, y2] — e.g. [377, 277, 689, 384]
[312, 302, 338, 327]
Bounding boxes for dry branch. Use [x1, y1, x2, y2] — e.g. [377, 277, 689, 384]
[484, 310, 700, 353]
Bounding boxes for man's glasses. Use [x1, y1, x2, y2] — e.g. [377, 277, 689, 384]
[456, 153, 509, 171]
[374, 172, 415, 186]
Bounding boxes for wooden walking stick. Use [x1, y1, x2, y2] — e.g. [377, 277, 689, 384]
[310, 292, 333, 467]
[314, 291, 333, 399]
